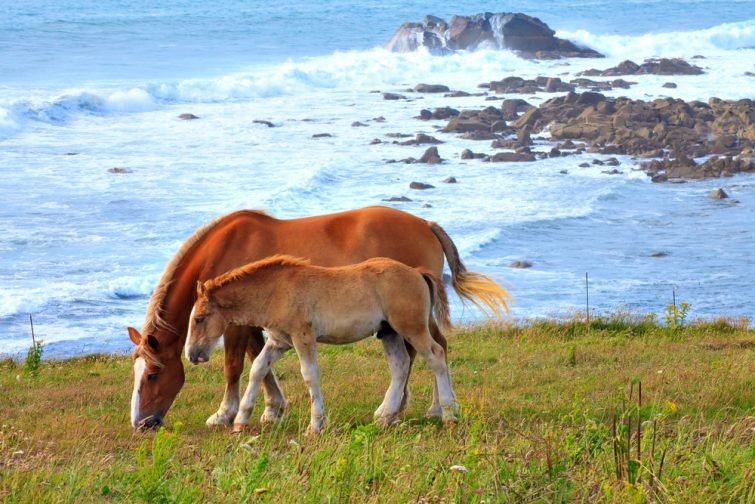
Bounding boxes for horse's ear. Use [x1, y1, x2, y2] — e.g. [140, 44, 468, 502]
[127, 326, 142, 346]
[147, 334, 159, 352]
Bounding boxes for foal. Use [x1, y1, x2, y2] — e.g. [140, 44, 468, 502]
[185, 255, 457, 435]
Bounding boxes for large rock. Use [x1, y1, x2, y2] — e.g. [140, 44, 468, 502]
[578, 58, 704, 77]
[385, 12, 602, 59]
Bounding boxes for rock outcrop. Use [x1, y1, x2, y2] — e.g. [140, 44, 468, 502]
[385, 12, 602, 59]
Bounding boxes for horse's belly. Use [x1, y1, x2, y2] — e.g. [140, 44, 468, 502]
[316, 316, 381, 345]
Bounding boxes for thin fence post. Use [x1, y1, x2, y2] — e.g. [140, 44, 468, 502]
[29, 314, 36, 348]
[585, 272, 590, 325]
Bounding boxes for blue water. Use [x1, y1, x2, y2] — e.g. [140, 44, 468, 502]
[1, 1, 754, 357]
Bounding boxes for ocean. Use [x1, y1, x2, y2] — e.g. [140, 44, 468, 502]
[1, 1, 754, 357]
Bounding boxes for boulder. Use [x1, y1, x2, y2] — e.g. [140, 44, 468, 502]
[707, 188, 728, 199]
[385, 12, 602, 58]
[415, 83, 451, 93]
[418, 147, 443, 164]
[178, 113, 199, 120]
[410, 181, 435, 190]
[509, 261, 533, 268]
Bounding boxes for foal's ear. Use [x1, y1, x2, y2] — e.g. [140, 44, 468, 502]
[127, 326, 142, 346]
[196, 280, 207, 296]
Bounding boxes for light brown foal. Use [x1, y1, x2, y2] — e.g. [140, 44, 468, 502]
[185, 255, 457, 435]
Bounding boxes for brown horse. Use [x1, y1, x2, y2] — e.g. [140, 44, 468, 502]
[128, 206, 509, 430]
[186, 255, 458, 434]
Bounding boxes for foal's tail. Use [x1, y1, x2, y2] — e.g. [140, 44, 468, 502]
[418, 271, 451, 331]
[428, 221, 512, 320]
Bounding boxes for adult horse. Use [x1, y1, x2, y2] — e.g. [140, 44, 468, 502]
[128, 206, 509, 429]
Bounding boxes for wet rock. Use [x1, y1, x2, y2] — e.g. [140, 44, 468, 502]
[445, 90, 472, 97]
[578, 162, 590, 168]
[312, 133, 333, 138]
[397, 133, 444, 145]
[410, 181, 435, 190]
[415, 83, 451, 93]
[509, 261, 533, 268]
[418, 146, 443, 164]
[559, 169, 569, 174]
[501, 99, 534, 120]
[442, 176, 457, 183]
[601, 169, 622, 175]
[577, 58, 704, 76]
[487, 151, 536, 162]
[253, 119, 275, 127]
[460, 148, 486, 160]
[383, 196, 413, 202]
[385, 133, 413, 138]
[605, 158, 620, 166]
[178, 113, 199, 120]
[108, 167, 132, 174]
[651, 251, 669, 257]
[662, 82, 678, 89]
[422, 203, 433, 208]
[373, 116, 386, 122]
[383, 92, 406, 100]
[385, 12, 602, 59]
[707, 188, 729, 199]
[351, 121, 369, 127]
[369, 138, 382, 145]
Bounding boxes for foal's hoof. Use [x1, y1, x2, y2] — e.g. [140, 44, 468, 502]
[424, 404, 443, 419]
[206, 411, 235, 427]
[305, 425, 322, 437]
[441, 404, 459, 424]
[375, 414, 400, 428]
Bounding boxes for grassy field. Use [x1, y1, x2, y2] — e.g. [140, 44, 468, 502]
[0, 314, 753, 502]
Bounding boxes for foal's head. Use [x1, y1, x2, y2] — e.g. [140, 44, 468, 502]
[185, 281, 227, 365]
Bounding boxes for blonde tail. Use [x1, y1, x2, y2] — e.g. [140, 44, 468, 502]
[428, 222, 511, 320]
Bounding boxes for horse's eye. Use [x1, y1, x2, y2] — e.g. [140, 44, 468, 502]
[147, 373, 159, 383]
[195, 316, 205, 324]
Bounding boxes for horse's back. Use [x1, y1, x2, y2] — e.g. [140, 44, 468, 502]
[209, 206, 445, 275]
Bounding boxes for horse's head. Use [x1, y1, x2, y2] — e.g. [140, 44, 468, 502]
[128, 326, 185, 431]
[185, 281, 226, 365]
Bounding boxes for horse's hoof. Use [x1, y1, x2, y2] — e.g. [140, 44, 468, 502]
[424, 405, 443, 418]
[259, 407, 284, 425]
[441, 404, 459, 424]
[231, 423, 248, 434]
[305, 426, 322, 437]
[206, 411, 235, 427]
[375, 415, 399, 428]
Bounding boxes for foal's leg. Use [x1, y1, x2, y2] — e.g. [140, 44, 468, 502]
[207, 326, 288, 427]
[246, 328, 288, 424]
[425, 318, 452, 418]
[374, 332, 411, 426]
[232, 338, 290, 431]
[291, 336, 326, 436]
[404, 328, 457, 423]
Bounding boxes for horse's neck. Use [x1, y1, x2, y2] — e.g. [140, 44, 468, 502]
[160, 260, 204, 345]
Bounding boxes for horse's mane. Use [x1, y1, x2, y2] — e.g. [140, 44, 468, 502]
[142, 209, 270, 336]
[205, 254, 311, 291]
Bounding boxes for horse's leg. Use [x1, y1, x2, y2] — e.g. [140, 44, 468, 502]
[233, 338, 289, 430]
[424, 318, 451, 418]
[403, 327, 457, 424]
[245, 327, 288, 424]
[374, 332, 411, 427]
[206, 324, 248, 426]
[291, 336, 325, 436]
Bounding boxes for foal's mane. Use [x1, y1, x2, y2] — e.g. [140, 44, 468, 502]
[142, 209, 270, 336]
[205, 254, 311, 291]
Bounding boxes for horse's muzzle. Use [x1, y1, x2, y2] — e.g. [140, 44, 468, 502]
[187, 347, 209, 365]
[138, 415, 164, 431]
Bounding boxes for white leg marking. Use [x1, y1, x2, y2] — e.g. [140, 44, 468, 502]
[131, 357, 146, 428]
[185, 306, 196, 362]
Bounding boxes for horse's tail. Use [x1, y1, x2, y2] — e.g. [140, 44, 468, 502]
[428, 221, 511, 320]
[419, 271, 451, 331]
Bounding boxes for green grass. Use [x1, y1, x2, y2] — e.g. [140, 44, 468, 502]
[1, 315, 753, 502]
